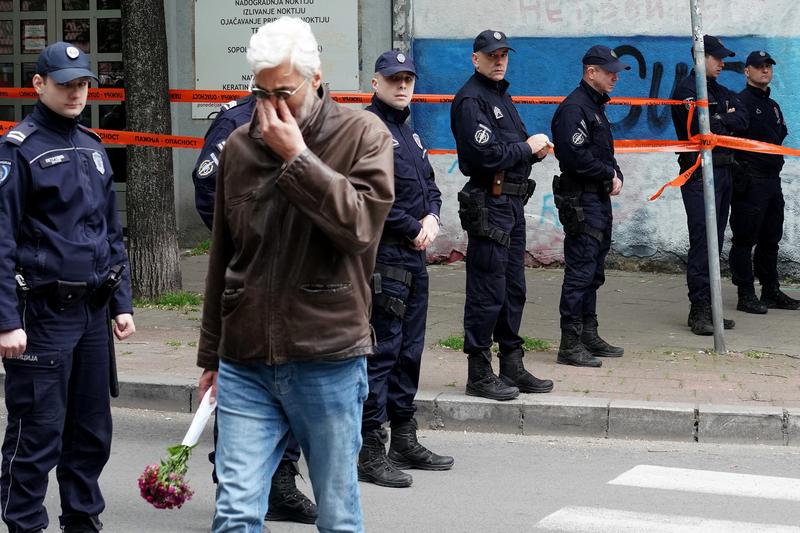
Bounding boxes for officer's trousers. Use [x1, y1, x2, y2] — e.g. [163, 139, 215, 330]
[729, 177, 784, 292]
[680, 168, 732, 304]
[559, 193, 613, 328]
[1, 295, 112, 532]
[463, 194, 526, 355]
[363, 245, 428, 432]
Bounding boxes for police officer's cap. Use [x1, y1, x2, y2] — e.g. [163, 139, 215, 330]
[582, 45, 630, 73]
[36, 41, 98, 83]
[375, 50, 418, 78]
[473, 30, 515, 54]
[746, 50, 776, 67]
[702, 35, 735, 59]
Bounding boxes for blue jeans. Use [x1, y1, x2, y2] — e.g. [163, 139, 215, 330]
[212, 356, 368, 533]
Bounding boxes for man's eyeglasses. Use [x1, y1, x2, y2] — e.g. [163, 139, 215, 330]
[250, 78, 308, 101]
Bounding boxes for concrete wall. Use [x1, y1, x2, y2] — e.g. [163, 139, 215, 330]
[410, 0, 800, 275]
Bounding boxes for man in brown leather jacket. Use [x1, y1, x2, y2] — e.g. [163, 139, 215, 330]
[196, 17, 394, 533]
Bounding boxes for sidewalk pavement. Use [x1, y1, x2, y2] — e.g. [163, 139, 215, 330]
[25, 255, 800, 444]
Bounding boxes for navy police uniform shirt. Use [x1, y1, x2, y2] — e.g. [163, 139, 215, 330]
[192, 95, 256, 229]
[450, 72, 540, 184]
[0, 101, 132, 332]
[671, 71, 749, 163]
[366, 95, 441, 240]
[736, 84, 788, 177]
[551, 80, 623, 182]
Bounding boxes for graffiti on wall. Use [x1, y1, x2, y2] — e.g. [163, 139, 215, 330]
[411, 34, 800, 274]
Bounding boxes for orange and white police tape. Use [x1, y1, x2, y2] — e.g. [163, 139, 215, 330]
[2, 89, 799, 201]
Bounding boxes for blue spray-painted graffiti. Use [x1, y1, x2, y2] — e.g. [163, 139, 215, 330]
[412, 36, 800, 151]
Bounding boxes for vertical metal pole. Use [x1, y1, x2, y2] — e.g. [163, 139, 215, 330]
[689, 0, 726, 352]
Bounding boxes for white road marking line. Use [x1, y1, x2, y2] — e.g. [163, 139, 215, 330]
[537, 506, 800, 533]
[608, 464, 800, 502]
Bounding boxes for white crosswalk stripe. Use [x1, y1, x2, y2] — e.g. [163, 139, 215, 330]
[608, 464, 800, 502]
[537, 506, 800, 533]
[535, 465, 800, 532]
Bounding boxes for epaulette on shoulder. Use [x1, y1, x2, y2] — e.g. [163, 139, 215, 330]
[219, 99, 239, 113]
[77, 124, 102, 142]
[2, 121, 38, 146]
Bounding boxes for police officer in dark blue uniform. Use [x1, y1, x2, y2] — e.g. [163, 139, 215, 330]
[357, 51, 454, 488]
[730, 51, 799, 314]
[451, 30, 554, 401]
[192, 96, 316, 524]
[551, 45, 628, 368]
[192, 95, 255, 230]
[0, 42, 135, 533]
[671, 35, 749, 335]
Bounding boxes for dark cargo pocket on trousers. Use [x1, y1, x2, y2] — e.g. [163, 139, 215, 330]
[3, 350, 63, 423]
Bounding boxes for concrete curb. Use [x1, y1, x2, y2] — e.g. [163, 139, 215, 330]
[413, 391, 798, 446]
[1, 376, 795, 446]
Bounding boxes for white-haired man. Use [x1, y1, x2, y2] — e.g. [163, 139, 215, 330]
[196, 17, 394, 533]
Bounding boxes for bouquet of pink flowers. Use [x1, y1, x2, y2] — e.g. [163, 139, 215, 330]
[138, 444, 195, 509]
[138, 389, 216, 510]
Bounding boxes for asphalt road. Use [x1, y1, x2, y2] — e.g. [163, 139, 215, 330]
[26, 408, 800, 532]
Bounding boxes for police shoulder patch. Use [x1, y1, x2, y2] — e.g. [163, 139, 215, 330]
[474, 124, 491, 145]
[197, 159, 216, 178]
[0, 160, 11, 188]
[572, 131, 586, 145]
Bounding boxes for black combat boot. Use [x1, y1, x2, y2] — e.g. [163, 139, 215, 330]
[557, 323, 601, 367]
[358, 428, 412, 488]
[265, 460, 317, 524]
[388, 418, 454, 471]
[688, 301, 713, 335]
[761, 284, 800, 310]
[737, 291, 768, 314]
[498, 348, 554, 393]
[581, 316, 624, 357]
[688, 301, 734, 334]
[465, 351, 520, 401]
[60, 516, 102, 533]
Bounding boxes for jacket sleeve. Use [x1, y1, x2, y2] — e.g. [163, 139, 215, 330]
[196, 146, 235, 371]
[276, 122, 395, 255]
[453, 97, 533, 173]
[552, 104, 615, 181]
[714, 91, 749, 135]
[383, 192, 422, 241]
[193, 116, 238, 231]
[104, 151, 133, 317]
[427, 167, 442, 219]
[0, 145, 25, 332]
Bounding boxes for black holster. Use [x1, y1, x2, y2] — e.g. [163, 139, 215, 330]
[552, 175, 603, 242]
[457, 186, 510, 247]
[371, 264, 413, 319]
[89, 265, 125, 310]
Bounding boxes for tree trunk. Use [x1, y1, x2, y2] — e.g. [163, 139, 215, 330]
[120, 0, 181, 299]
